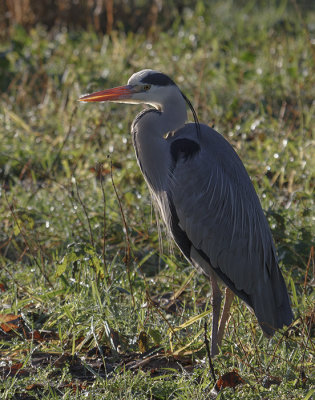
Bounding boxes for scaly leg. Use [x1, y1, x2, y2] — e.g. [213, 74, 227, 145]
[210, 273, 222, 356]
[217, 287, 234, 347]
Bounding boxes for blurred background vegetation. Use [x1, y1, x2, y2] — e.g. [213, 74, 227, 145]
[0, 1, 314, 399]
[0, 0, 314, 38]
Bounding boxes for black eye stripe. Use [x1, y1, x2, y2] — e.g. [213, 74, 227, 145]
[141, 72, 176, 86]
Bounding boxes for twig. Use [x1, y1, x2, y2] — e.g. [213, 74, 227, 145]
[109, 159, 135, 308]
[204, 321, 217, 383]
[98, 163, 110, 282]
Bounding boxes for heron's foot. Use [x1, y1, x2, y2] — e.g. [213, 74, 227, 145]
[211, 340, 219, 357]
[210, 287, 235, 357]
[217, 288, 234, 346]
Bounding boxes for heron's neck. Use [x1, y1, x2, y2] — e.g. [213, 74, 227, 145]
[156, 91, 188, 134]
[136, 89, 187, 136]
[132, 89, 187, 193]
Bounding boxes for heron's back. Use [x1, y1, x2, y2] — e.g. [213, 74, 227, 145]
[164, 123, 293, 335]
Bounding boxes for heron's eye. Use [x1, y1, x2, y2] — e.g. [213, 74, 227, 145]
[142, 84, 151, 91]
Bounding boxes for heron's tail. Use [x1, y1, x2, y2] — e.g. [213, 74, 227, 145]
[252, 265, 294, 336]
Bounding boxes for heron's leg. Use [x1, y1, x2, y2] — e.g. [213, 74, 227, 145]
[217, 287, 234, 347]
[210, 274, 222, 356]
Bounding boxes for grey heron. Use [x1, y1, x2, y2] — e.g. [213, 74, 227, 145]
[79, 69, 293, 356]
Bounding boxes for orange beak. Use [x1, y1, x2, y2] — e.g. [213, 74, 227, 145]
[78, 85, 134, 102]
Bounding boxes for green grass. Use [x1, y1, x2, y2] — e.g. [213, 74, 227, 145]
[0, 1, 314, 399]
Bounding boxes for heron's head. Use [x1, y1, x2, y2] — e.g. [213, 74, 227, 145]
[78, 69, 180, 109]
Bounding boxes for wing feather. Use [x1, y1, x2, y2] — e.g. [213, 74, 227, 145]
[164, 123, 293, 334]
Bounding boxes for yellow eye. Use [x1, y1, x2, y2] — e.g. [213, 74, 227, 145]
[143, 84, 151, 91]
